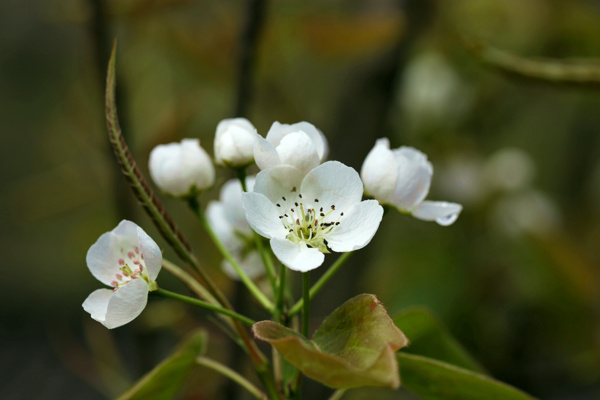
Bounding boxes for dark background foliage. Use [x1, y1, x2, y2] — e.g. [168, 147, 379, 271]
[1, 0, 600, 398]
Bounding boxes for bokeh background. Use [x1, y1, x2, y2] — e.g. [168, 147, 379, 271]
[2, 0, 600, 399]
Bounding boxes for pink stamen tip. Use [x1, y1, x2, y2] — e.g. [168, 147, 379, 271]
[116, 274, 123, 280]
[135, 246, 140, 254]
[123, 271, 130, 276]
[133, 259, 140, 265]
[139, 265, 144, 271]
[141, 254, 144, 259]
[113, 288, 118, 293]
[127, 251, 135, 259]
[111, 281, 118, 287]
[118, 258, 125, 265]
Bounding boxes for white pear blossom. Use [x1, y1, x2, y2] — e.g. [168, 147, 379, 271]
[83, 220, 162, 329]
[243, 161, 383, 272]
[254, 121, 328, 176]
[149, 138, 215, 197]
[206, 177, 264, 280]
[214, 118, 258, 167]
[361, 138, 462, 226]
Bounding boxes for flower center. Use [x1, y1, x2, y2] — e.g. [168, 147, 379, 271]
[111, 245, 157, 292]
[276, 188, 344, 253]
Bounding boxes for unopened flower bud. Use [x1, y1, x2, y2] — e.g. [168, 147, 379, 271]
[214, 118, 257, 167]
[149, 139, 215, 197]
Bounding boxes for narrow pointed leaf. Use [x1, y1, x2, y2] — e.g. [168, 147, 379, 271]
[117, 330, 207, 400]
[253, 294, 408, 389]
[394, 307, 484, 373]
[398, 353, 537, 400]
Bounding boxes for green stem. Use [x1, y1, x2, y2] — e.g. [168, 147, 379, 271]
[289, 252, 353, 317]
[154, 288, 255, 326]
[161, 258, 219, 306]
[301, 272, 310, 338]
[188, 197, 274, 312]
[197, 356, 266, 400]
[274, 265, 287, 323]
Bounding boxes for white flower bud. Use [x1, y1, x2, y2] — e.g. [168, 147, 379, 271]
[214, 118, 258, 167]
[149, 138, 215, 197]
[361, 138, 462, 226]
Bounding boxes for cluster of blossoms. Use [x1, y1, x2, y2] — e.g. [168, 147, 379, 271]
[83, 118, 461, 327]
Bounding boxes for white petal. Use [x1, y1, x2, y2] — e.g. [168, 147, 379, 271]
[86, 221, 136, 286]
[135, 225, 162, 281]
[326, 200, 383, 252]
[254, 135, 281, 171]
[301, 161, 363, 212]
[82, 288, 113, 324]
[276, 131, 321, 175]
[270, 237, 325, 272]
[412, 201, 462, 226]
[214, 118, 257, 166]
[360, 138, 398, 202]
[218, 178, 255, 234]
[242, 192, 288, 239]
[149, 139, 214, 196]
[388, 147, 433, 210]
[206, 201, 245, 251]
[253, 165, 304, 204]
[104, 278, 149, 329]
[266, 121, 328, 161]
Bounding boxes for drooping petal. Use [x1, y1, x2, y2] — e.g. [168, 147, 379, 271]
[254, 135, 281, 171]
[270, 237, 325, 272]
[411, 200, 462, 226]
[360, 138, 399, 202]
[82, 288, 113, 324]
[301, 161, 364, 212]
[276, 131, 321, 175]
[253, 165, 304, 204]
[104, 278, 150, 329]
[326, 200, 384, 252]
[136, 226, 162, 281]
[388, 147, 433, 210]
[218, 177, 255, 234]
[207, 201, 243, 251]
[242, 193, 289, 239]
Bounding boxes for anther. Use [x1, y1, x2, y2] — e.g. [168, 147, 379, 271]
[296, 219, 300, 225]
[320, 207, 323, 212]
[331, 205, 336, 210]
[291, 208, 295, 212]
[292, 187, 297, 192]
[284, 214, 289, 217]
[299, 194, 303, 198]
[279, 216, 283, 219]
[277, 203, 281, 207]
[289, 229, 293, 232]
[295, 202, 299, 206]
[320, 213, 325, 217]
[335, 222, 340, 225]
[282, 196, 287, 201]
[340, 212, 344, 216]
[315, 198, 319, 202]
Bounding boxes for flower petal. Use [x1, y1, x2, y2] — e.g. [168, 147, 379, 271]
[254, 135, 281, 170]
[270, 237, 325, 272]
[276, 131, 321, 175]
[411, 200, 462, 226]
[207, 201, 245, 251]
[242, 192, 289, 239]
[388, 147, 433, 210]
[104, 278, 150, 329]
[253, 165, 305, 204]
[301, 161, 363, 212]
[82, 288, 113, 325]
[360, 138, 398, 202]
[326, 200, 383, 252]
[86, 221, 136, 286]
[135, 225, 162, 281]
[222, 251, 265, 280]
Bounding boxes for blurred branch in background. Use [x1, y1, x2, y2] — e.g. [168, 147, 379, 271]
[464, 37, 600, 88]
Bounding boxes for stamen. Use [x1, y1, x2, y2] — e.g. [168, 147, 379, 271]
[315, 198, 319, 202]
[331, 205, 336, 210]
[277, 203, 281, 207]
[282, 196, 287, 201]
[292, 186, 297, 192]
[299, 194, 303, 198]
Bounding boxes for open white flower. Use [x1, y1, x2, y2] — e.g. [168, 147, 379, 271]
[206, 177, 264, 280]
[83, 220, 162, 329]
[361, 138, 462, 226]
[254, 121, 328, 176]
[243, 161, 383, 272]
[149, 138, 215, 197]
[214, 118, 258, 167]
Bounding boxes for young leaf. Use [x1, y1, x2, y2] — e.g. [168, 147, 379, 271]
[393, 307, 484, 373]
[116, 330, 207, 400]
[253, 294, 409, 389]
[398, 353, 538, 400]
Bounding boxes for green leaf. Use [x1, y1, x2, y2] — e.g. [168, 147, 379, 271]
[253, 294, 409, 389]
[393, 307, 484, 373]
[398, 353, 537, 400]
[116, 331, 207, 400]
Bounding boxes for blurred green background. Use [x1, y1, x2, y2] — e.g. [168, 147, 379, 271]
[2, 0, 600, 398]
